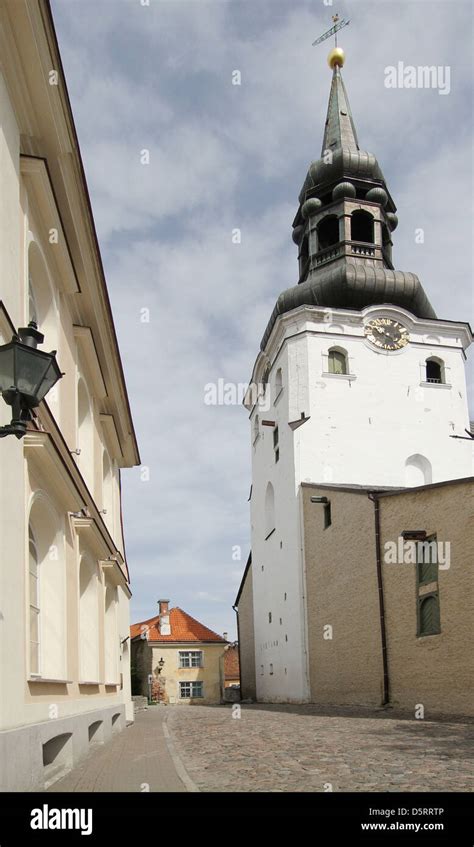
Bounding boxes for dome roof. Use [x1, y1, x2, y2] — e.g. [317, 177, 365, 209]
[261, 263, 437, 351]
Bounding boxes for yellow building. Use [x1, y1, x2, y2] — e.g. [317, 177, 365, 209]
[131, 601, 227, 705]
[0, 0, 139, 790]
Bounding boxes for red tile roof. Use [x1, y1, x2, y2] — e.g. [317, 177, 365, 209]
[224, 644, 240, 680]
[130, 607, 227, 643]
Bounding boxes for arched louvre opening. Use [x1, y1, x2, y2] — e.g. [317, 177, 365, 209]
[351, 210, 374, 243]
[317, 215, 339, 250]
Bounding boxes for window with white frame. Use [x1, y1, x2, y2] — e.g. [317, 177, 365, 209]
[28, 496, 66, 680]
[179, 681, 203, 699]
[179, 650, 203, 668]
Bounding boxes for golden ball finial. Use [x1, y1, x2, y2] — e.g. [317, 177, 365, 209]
[328, 47, 345, 69]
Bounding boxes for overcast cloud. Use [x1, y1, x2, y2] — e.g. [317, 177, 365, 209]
[50, 0, 473, 638]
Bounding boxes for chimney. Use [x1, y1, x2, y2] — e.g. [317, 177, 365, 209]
[158, 599, 171, 636]
[223, 632, 228, 641]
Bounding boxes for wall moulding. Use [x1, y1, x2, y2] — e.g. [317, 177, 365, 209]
[20, 156, 79, 295]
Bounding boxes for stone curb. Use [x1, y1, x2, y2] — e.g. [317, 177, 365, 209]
[162, 712, 200, 793]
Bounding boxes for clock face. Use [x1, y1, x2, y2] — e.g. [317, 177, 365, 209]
[364, 318, 410, 350]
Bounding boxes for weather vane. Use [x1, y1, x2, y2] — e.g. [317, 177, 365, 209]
[312, 13, 350, 69]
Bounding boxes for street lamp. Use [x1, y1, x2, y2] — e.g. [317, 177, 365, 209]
[0, 322, 63, 439]
[157, 657, 165, 675]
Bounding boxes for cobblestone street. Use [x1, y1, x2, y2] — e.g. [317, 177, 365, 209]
[46, 703, 473, 793]
[167, 703, 474, 793]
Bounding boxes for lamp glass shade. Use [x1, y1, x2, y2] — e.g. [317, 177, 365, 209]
[0, 340, 62, 408]
[0, 345, 14, 393]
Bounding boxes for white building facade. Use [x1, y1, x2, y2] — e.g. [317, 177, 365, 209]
[244, 54, 472, 703]
[0, 0, 140, 789]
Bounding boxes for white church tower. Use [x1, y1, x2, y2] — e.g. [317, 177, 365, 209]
[244, 48, 472, 703]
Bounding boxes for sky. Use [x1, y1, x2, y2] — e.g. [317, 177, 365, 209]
[50, 0, 473, 640]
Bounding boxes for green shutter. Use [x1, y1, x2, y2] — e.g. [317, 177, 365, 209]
[419, 595, 440, 636]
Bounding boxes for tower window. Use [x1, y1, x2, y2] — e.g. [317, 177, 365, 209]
[275, 368, 283, 399]
[351, 210, 374, 243]
[253, 414, 259, 444]
[425, 358, 444, 384]
[328, 348, 348, 375]
[265, 482, 275, 538]
[273, 426, 279, 463]
[324, 502, 332, 529]
[317, 215, 339, 250]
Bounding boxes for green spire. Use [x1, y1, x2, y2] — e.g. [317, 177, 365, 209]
[321, 66, 359, 155]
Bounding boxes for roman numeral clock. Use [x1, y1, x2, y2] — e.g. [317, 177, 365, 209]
[364, 317, 410, 351]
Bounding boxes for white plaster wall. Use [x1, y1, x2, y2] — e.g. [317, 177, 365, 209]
[250, 339, 312, 703]
[249, 302, 472, 703]
[298, 307, 472, 487]
[0, 70, 25, 733]
[0, 65, 132, 742]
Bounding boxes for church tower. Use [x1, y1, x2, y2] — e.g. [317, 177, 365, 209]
[244, 47, 472, 703]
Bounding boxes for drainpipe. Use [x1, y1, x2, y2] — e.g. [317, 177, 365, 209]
[232, 604, 242, 693]
[368, 492, 390, 705]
